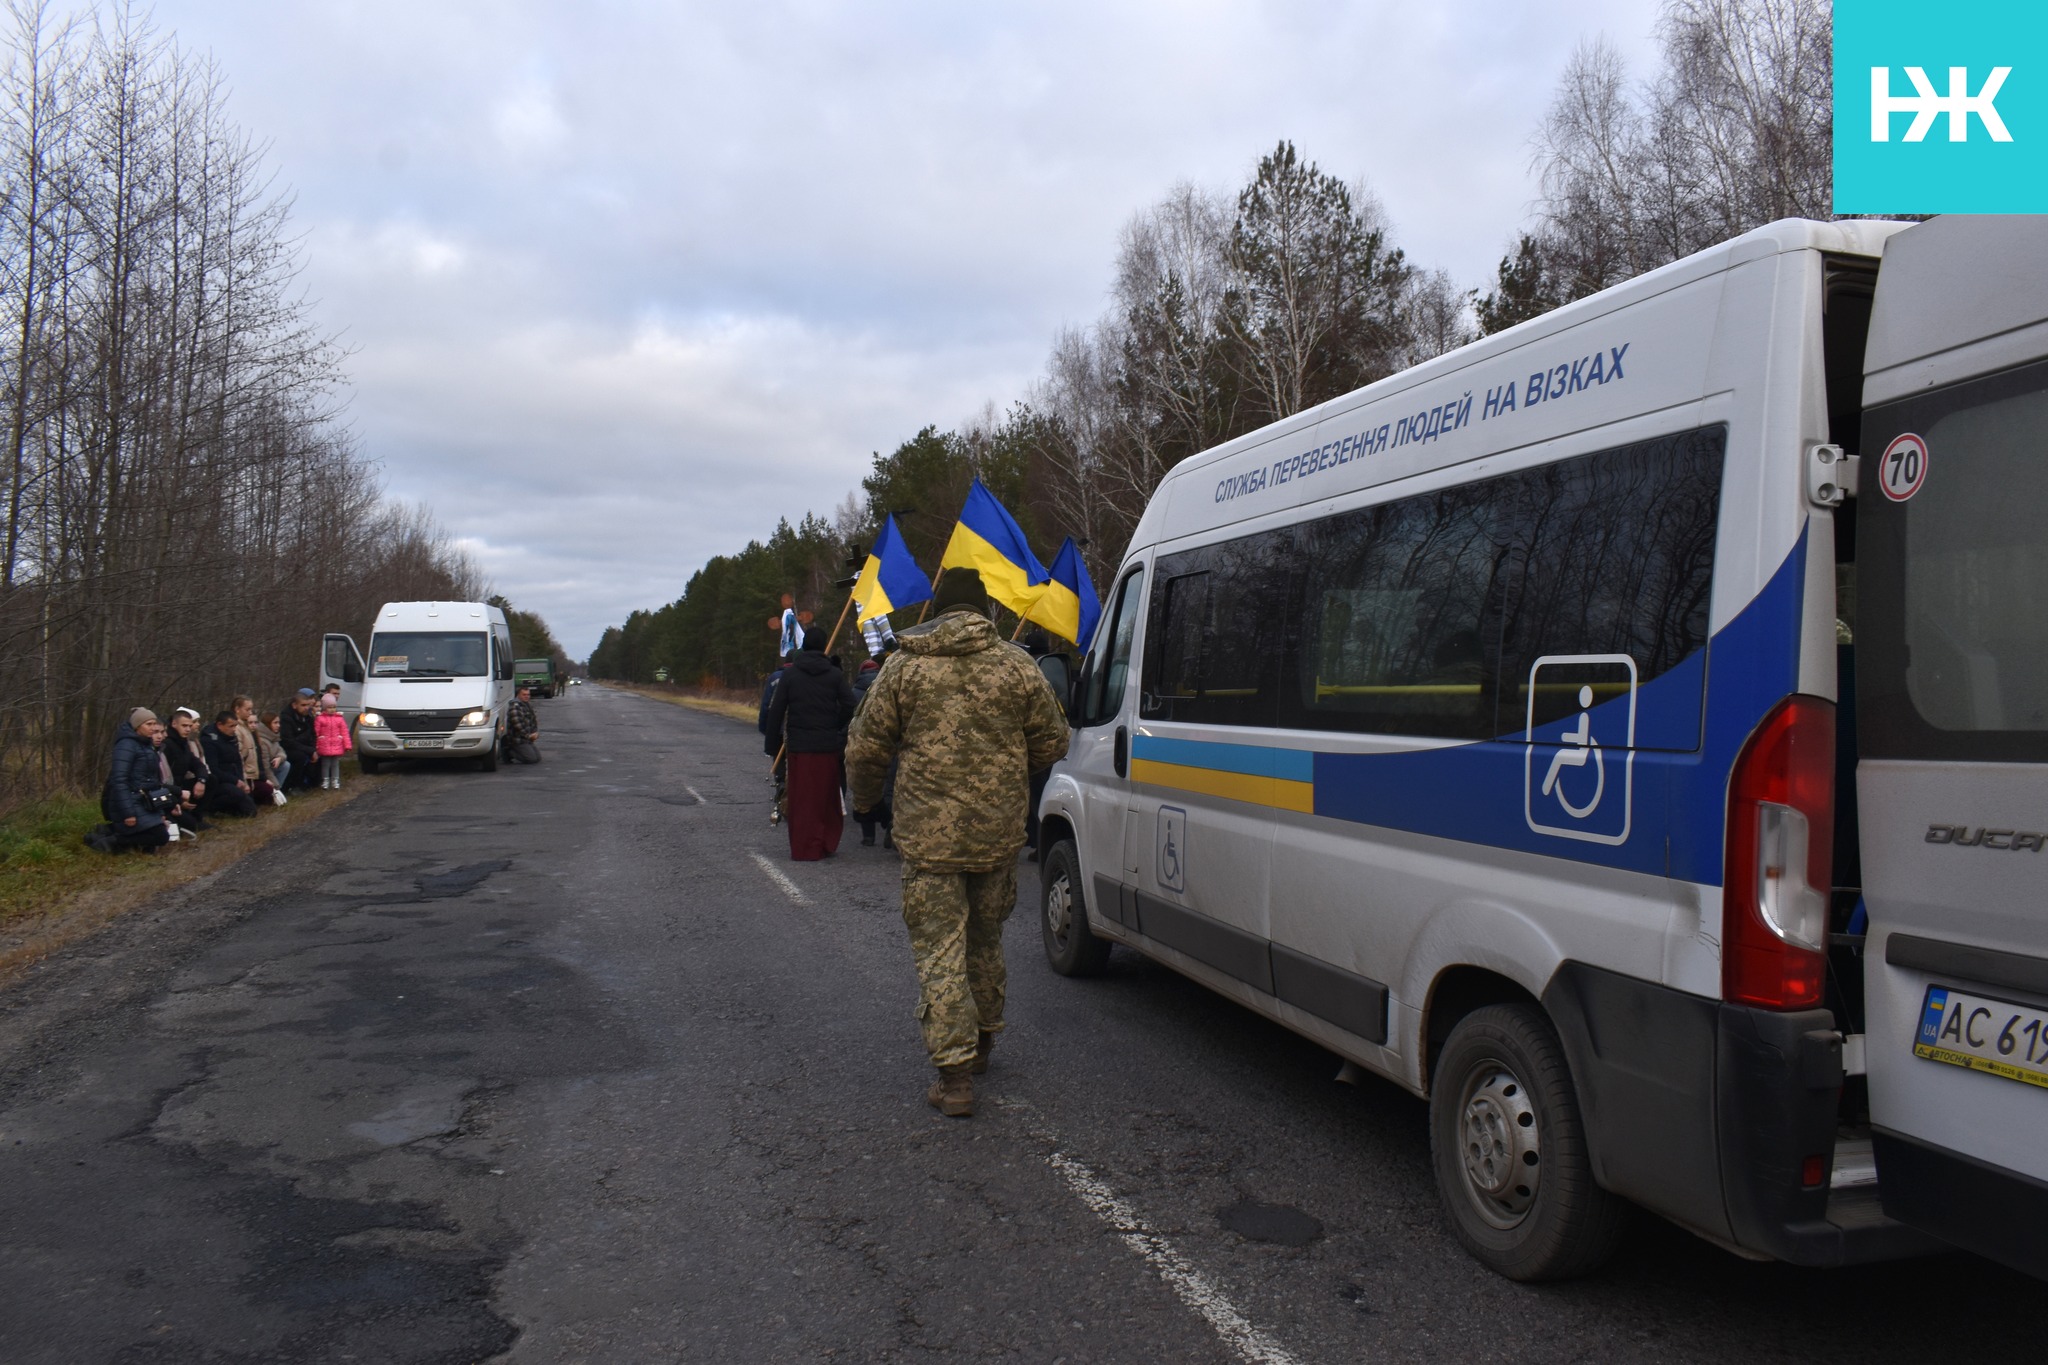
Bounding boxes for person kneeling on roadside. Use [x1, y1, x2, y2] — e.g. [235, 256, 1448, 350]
[279, 688, 319, 790]
[164, 707, 214, 831]
[98, 709, 177, 853]
[502, 686, 541, 764]
[844, 568, 1071, 1118]
[200, 710, 258, 817]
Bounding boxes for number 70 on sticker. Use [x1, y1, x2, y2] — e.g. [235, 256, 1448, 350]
[1879, 432, 1928, 502]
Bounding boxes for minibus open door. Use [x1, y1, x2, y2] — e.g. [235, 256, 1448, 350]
[321, 633, 367, 722]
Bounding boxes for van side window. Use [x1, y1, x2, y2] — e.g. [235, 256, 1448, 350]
[1495, 425, 1724, 746]
[1083, 568, 1146, 726]
[1143, 532, 1292, 724]
[1291, 486, 1506, 739]
[494, 630, 515, 681]
[1138, 424, 1725, 743]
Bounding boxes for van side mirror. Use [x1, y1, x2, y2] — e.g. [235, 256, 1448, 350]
[1036, 654, 1072, 717]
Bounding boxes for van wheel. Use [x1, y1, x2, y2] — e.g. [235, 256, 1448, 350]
[1041, 839, 1111, 977]
[476, 746, 499, 773]
[1429, 1003, 1627, 1281]
[357, 755, 380, 776]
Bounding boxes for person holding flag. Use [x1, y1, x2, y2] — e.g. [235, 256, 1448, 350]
[1019, 537, 1101, 653]
[848, 514, 931, 648]
[935, 479, 1049, 618]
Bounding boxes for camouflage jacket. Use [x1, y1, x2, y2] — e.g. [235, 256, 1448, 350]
[846, 610, 1070, 872]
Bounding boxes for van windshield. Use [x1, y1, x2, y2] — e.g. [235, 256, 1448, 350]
[1863, 357, 2048, 760]
[368, 631, 489, 678]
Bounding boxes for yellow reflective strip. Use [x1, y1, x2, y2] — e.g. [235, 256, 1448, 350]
[1314, 681, 1482, 698]
[1129, 758, 1314, 813]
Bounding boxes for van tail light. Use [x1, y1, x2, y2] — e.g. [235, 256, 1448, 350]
[1724, 695, 1835, 1010]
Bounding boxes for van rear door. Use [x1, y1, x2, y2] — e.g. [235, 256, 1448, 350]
[1857, 216, 2048, 1281]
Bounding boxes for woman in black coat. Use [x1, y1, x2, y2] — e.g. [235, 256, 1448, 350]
[101, 712, 174, 852]
[763, 642, 857, 860]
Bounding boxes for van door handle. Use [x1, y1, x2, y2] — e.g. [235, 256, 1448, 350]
[1113, 726, 1127, 778]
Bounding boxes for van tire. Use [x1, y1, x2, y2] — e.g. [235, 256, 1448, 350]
[476, 746, 499, 773]
[1041, 839, 1111, 977]
[1429, 1003, 1627, 1281]
[357, 755, 380, 775]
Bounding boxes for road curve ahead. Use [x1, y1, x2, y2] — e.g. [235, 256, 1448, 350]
[0, 683, 2035, 1363]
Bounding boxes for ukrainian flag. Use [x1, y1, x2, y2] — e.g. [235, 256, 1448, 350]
[938, 479, 1049, 617]
[849, 514, 932, 624]
[1022, 537, 1102, 652]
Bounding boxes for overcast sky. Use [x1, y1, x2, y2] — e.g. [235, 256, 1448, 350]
[150, 1, 1664, 656]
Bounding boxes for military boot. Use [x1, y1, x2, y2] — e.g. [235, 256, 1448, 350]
[926, 1065, 974, 1117]
[971, 1030, 997, 1075]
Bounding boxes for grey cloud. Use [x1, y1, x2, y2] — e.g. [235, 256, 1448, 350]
[155, 0, 1660, 652]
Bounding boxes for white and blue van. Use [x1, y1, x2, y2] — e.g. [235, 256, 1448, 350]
[1038, 216, 2048, 1281]
[321, 601, 516, 773]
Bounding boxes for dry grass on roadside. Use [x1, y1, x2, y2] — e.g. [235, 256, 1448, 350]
[0, 774, 383, 979]
[607, 681, 756, 723]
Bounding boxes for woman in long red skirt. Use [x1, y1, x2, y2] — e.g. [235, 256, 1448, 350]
[763, 638, 857, 860]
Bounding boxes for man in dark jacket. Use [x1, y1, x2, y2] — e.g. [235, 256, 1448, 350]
[100, 710, 175, 852]
[162, 708, 214, 832]
[279, 689, 319, 789]
[763, 640, 857, 859]
[503, 687, 541, 764]
[201, 710, 257, 818]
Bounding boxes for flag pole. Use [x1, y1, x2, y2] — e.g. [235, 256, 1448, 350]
[819, 593, 855, 657]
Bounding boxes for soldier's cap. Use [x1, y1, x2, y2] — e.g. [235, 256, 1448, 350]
[931, 567, 990, 617]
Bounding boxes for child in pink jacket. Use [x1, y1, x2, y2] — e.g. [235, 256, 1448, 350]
[313, 698, 354, 790]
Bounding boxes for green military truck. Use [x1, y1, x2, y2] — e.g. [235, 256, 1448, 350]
[513, 658, 558, 698]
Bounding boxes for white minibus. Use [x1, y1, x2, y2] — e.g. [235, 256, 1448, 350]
[321, 601, 516, 772]
[1855, 216, 2048, 1284]
[1037, 216, 2047, 1282]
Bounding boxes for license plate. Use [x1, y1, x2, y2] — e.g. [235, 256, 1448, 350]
[403, 738, 445, 750]
[1914, 984, 2048, 1091]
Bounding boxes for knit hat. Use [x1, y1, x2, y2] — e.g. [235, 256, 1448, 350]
[128, 707, 158, 728]
[931, 567, 990, 618]
[295, 687, 316, 698]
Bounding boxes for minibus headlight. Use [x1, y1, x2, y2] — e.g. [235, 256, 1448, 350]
[460, 709, 490, 728]
[358, 712, 385, 728]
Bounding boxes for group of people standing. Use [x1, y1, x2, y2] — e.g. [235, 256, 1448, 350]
[757, 601, 892, 861]
[96, 686, 355, 854]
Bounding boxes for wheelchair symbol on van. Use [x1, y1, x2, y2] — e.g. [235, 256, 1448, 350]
[1523, 654, 1636, 846]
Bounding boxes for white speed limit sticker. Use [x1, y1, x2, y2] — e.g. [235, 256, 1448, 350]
[1879, 432, 1929, 502]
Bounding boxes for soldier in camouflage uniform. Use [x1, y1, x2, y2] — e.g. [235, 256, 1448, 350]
[846, 568, 1070, 1117]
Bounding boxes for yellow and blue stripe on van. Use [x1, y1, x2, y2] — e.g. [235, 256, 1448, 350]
[1128, 735, 1315, 814]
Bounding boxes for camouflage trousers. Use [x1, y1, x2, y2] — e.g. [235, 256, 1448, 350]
[901, 862, 1017, 1069]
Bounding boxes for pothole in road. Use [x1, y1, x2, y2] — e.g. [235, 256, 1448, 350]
[1217, 1199, 1324, 1247]
[414, 861, 512, 900]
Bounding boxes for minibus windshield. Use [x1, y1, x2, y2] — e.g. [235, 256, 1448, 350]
[368, 631, 489, 678]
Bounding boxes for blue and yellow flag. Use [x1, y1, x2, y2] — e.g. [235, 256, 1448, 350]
[937, 479, 1048, 617]
[1023, 537, 1102, 652]
[849, 514, 932, 624]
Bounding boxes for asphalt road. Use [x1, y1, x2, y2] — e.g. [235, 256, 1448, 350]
[0, 683, 2037, 1364]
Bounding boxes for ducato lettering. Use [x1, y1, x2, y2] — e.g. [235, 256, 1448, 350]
[1925, 823, 2048, 850]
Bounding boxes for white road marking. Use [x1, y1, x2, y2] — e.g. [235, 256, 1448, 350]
[748, 852, 809, 905]
[685, 786, 706, 804]
[1046, 1148, 1306, 1365]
